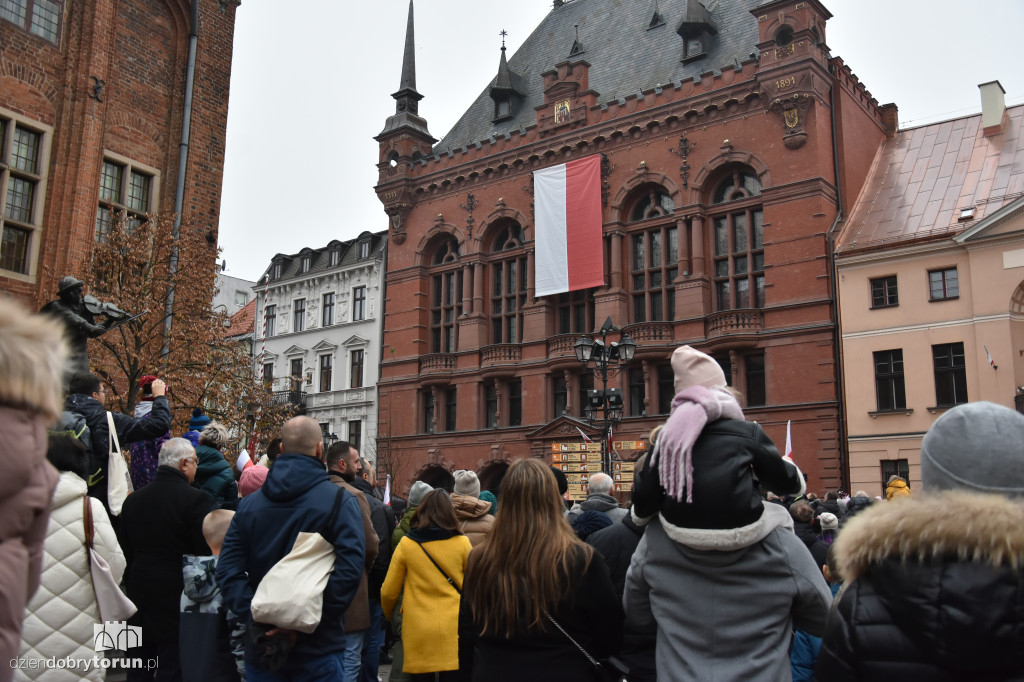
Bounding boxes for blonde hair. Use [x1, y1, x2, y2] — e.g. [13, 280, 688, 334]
[199, 421, 230, 450]
[0, 298, 68, 420]
[203, 509, 235, 550]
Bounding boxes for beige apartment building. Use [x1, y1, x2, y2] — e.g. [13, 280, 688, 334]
[836, 83, 1024, 495]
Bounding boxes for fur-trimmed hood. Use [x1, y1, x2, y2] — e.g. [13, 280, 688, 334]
[835, 491, 1024, 582]
[817, 491, 1024, 677]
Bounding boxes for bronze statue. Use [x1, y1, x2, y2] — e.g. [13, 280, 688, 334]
[40, 276, 142, 376]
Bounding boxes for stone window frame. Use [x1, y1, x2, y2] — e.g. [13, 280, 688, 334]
[0, 108, 52, 279]
[95, 151, 159, 241]
[293, 298, 306, 332]
[627, 184, 677, 324]
[709, 169, 764, 312]
[428, 233, 463, 353]
[487, 219, 528, 345]
[0, 0, 65, 46]
[352, 285, 367, 321]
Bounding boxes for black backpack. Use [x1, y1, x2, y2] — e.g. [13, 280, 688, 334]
[52, 410, 93, 450]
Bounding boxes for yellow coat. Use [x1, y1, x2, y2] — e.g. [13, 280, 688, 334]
[381, 534, 471, 674]
[886, 479, 911, 500]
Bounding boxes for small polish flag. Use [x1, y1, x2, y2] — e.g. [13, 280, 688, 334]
[607, 423, 614, 458]
[383, 474, 391, 506]
[784, 421, 795, 463]
[534, 154, 605, 297]
[236, 449, 254, 473]
[985, 345, 996, 368]
[576, 427, 593, 443]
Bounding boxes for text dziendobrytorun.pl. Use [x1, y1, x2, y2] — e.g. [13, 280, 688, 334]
[9, 656, 158, 671]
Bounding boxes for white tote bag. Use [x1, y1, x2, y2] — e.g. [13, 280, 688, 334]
[106, 411, 133, 516]
[83, 496, 137, 622]
[250, 488, 343, 634]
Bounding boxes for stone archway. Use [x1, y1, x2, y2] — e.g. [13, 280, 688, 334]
[477, 459, 510, 495]
[413, 463, 455, 492]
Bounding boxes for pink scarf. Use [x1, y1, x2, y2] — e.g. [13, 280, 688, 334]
[651, 385, 745, 503]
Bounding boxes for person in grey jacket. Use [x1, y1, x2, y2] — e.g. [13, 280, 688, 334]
[566, 472, 627, 524]
[624, 346, 832, 681]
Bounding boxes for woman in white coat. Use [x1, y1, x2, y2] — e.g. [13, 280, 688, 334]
[17, 435, 126, 682]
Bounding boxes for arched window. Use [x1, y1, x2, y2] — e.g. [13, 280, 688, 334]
[710, 167, 764, 310]
[713, 170, 762, 204]
[628, 185, 677, 322]
[489, 220, 527, 343]
[429, 235, 462, 352]
[630, 188, 674, 222]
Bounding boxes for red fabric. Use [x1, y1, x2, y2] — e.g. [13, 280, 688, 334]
[563, 155, 604, 292]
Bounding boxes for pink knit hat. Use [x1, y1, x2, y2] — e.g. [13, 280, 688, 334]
[671, 345, 726, 394]
[239, 465, 269, 497]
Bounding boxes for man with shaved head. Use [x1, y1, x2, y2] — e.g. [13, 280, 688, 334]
[217, 416, 365, 680]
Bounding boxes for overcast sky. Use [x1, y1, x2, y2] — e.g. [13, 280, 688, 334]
[217, 0, 1024, 282]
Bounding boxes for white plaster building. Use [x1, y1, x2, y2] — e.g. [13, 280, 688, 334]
[253, 231, 386, 459]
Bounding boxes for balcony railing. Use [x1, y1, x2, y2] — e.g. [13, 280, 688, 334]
[272, 390, 307, 413]
[480, 344, 521, 367]
[705, 309, 764, 338]
[622, 322, 674, 343]
[419, 353, 456, 374]
[547, 334, 579, 358]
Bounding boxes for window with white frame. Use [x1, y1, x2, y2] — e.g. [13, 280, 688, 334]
[1, 0, 64, 45]
[96, 156, 155, 240]
[1, 112, 49, 276]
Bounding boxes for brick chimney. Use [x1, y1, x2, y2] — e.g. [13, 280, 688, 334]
[879, 103, 898, 139]
[979, 80, 1008, 136]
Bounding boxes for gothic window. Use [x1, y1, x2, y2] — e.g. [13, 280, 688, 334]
[96, 156, 155, 240]
[628, 185, 677, 323]
[429, 235, 462, 353]
[489, 221, 527, 344]
[556, 289, 596, 335]
[710, 167, 764, 311]
[0, 113, 49, 275]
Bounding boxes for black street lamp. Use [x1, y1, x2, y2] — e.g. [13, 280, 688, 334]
[574, 317, 637, 474]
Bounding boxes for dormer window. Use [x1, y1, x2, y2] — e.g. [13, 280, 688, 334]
[330, 248, 341, 266]
[300, 255, 311, 273]
[271, 262, 282, 280]
[359, 241, 370, 259]
[677, 0, 716, 64]
[495, 97, 512, 121]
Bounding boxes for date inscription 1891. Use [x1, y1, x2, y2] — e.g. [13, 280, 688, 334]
[775, 77, 796, 90]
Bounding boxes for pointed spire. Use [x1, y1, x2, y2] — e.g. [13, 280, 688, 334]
[399, 0, 417, 94]
[376, 0, 434, 143]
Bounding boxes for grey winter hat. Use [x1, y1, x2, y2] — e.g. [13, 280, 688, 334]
[818, 512, 839, 531]
[921, 401, 1024, 498]
[453, 470, 481, 498]
[408, 480, 433, 506]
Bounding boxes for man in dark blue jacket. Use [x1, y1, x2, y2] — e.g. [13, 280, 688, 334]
[65, 371, 172, 514]
[217, 416, 365, 681]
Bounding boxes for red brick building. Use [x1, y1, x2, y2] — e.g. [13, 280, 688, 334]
[375, 0, 893, 494]
[0, 0, 238, 304]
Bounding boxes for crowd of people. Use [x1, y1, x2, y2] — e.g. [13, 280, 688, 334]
[3, 297, 1024, 682]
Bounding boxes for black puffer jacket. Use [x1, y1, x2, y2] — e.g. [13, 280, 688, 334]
[815, 491, 1024, 681]
[633, 418, 804, 537]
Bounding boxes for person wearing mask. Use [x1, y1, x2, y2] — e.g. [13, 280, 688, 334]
[382, 490, 471, 681]
[459, 459, 623, 681]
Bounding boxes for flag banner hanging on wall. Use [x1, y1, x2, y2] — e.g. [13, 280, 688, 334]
[533, 154, 605, 297]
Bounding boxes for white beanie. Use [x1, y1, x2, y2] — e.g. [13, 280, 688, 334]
[453, 470, 481, 498]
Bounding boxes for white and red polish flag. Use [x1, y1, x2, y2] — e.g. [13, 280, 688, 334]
[576, 427, 593, 443]
[784, 420, 795, 463]
[533, 155, 605, 297]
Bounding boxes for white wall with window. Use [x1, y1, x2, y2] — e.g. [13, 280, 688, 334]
[252, 231, 386, 463]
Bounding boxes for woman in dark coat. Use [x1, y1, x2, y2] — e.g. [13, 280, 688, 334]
[193, 422, 238, 505]
[459, 458, 623, 681]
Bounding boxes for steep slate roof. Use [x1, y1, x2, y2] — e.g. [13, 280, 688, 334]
[435, 0, 764, 153]
[836, 105, 1024, 254]
[260, 230, 388, 283]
